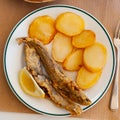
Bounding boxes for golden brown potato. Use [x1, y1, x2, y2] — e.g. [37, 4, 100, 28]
[55, 12, 85, 36]
[28, 15, 56, 44]
[76, 67, 101, 90]
[52, 32, 73, 62]
[72, 30, 96, 48]
[63, 49, 83, 71]
[83, 42, 107, 72]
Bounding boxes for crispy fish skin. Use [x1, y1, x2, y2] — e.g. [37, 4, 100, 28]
[24, 44, 82, 116]
[18, 37, 91, 105]
[25, 44, 42, 76]
[35, 76, 82, 115]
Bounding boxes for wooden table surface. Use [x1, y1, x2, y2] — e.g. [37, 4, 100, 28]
[0, 0, 120, 120]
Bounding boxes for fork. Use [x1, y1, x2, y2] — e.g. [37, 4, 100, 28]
[110, 20, 120, 110]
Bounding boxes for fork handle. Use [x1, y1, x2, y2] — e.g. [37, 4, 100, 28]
[110, 49, 119, 110]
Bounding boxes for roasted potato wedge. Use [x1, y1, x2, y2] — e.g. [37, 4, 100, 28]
[83, 42, 107, 72]
[76, 67, 102, 90]
[72, 30, 96, 48]
[55, 12, 85, 36]
[28, 15, 56, 44]
[52, 32, 73, 62]
[63, 49, 83, 71]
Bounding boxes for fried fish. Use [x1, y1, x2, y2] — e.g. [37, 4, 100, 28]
[17, 37, 91, 106]
[24, 44, 82, 115]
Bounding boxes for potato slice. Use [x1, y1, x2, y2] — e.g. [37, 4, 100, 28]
[28, 15, 56, 44]
[72, 30, 96, 48]
[55, 12, 85, 36]
[63, 49, 83, 71]
[83, 42, 107, 72]
[76, 67, 101, 90]
[52, 32, 73, 62]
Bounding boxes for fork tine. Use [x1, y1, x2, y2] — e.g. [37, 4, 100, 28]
[115, 20, 120, 39]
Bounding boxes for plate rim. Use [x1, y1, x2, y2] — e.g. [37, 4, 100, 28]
[3, 4, 116, 116]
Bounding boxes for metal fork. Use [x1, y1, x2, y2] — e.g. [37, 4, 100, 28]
[110, 20, 120, 110]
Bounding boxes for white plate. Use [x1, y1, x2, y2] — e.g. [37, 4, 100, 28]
[3, 5, 116, 116]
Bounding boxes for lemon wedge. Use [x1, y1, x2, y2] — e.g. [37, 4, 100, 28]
[19, 67, 45, 98]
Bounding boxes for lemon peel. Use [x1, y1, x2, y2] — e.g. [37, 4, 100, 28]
[19, 67, 45, 98]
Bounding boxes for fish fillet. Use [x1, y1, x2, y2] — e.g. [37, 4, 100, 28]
[24, 44, 82, 115]
[18, 37, 91, 106]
